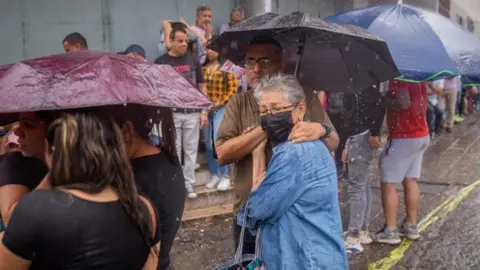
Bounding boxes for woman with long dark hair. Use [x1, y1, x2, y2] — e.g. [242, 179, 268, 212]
[0, 113, 159, 269]
[202, 41, 238, 191]
[102, 105, 185, 270]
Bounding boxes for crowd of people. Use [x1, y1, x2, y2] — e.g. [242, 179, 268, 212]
[0, 4, 478, 270]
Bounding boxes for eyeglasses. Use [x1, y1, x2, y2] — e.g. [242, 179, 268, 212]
[244, 58, 274, 69]
[259, 105, 296, 116]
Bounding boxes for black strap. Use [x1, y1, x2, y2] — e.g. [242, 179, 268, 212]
[212, 114, 218, 160]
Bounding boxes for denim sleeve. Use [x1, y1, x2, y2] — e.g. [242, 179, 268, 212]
[195, 37, 206, 65]
[220, 24, 229, 35]
[246, 145, 307, 225]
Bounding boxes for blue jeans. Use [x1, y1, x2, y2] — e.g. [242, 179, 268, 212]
[202, 107, 229, 177]
[149, 135, 162, 146]
[345, 131, 375, 234]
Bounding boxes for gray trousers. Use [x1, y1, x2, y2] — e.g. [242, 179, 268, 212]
[345, 130, 375, 234]
[173, 112, 200, 188]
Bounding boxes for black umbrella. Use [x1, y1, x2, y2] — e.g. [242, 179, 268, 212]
[209, 12, 400, 93]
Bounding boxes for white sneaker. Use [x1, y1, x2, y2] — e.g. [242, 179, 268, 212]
[205, 175, 222, 189]
[343, 230, 372, 245]
[216, 177, 231, 191]
[360, 230, 373, 245]
[344, 236, 364, 254]
[186, 186, 197, 199]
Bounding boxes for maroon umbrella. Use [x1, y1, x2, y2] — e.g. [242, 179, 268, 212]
[0, 50, 213, 114]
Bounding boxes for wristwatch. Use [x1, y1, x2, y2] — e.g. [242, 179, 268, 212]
[319, 121, 332, 140]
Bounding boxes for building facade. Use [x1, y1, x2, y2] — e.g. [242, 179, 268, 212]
[333, 0, 480, 36]
[0, 0, 479, 64]
[0, 0, 336, 64]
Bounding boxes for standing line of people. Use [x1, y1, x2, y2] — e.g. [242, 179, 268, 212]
[0, 107, 185, 270]
[5, 4, 479, 268]
[327, 84, 385, 254]
[202, 41, 238, 190]
[0, 113, 160, 269]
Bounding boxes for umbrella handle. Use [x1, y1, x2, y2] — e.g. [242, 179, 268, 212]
[294, 32, 306, 77]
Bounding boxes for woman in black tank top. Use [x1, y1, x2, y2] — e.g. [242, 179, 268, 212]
[0, 113, 159, 270]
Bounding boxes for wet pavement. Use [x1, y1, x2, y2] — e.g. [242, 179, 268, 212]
[396, 183, 480, 270]
[170, 113, 480, 270]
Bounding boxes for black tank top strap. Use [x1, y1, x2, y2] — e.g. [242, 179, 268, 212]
[138, 195, 160, 245]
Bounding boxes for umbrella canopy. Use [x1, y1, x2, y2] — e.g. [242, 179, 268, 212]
[0, 50, 213, 114]
[327, 4, 480, 85]
[209, 12, 400, 93]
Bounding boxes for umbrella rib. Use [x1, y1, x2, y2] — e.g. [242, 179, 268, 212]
[336, 46, 355, 90]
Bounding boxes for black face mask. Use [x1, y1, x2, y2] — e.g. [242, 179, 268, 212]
[260, 111, 295, 147]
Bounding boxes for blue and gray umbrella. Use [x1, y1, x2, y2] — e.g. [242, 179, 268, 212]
[327, 3, 480, 85]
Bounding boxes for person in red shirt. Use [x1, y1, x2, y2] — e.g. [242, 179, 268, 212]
[375, 80, 430, 245]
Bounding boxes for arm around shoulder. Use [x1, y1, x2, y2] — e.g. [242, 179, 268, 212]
[215, 96, 267, 166]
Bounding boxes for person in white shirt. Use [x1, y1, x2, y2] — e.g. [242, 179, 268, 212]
[190, 5, 213, 65]
[220, 8, 244, 34]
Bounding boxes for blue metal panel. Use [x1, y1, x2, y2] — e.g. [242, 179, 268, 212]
[108, 0, 178, 61]
[210, 0, 237, 32]
[277, 0, 300, 14]
[0, 0, 23, 64]
[277, 0, 334, 18]
[0, 0, 238, 63]
[177, 0, 236, 35]
[21, 0, 103, 58]
[317, 0, 335, 18]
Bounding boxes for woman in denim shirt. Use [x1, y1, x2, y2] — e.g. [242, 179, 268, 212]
[238, 74, 348, 270]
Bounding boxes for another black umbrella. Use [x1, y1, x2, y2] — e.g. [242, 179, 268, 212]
[210, 12, 400, 93]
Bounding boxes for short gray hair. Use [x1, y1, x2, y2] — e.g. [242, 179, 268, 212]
[231, 7, 244, 17]
[254, 74, 306, 105]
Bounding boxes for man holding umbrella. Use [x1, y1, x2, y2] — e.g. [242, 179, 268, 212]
[215, 36, 340, 254]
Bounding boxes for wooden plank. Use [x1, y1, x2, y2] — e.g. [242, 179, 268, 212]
[182, 203, 233, 223]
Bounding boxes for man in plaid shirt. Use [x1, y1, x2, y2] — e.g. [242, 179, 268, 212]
[202, 46, 238, 191]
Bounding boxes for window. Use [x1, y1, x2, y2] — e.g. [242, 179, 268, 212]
[457, 15, 464, 26]
[467, 17, 475, 32]
[439, 0, 451, 18]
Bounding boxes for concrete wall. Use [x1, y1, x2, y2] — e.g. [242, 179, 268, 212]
[403, 0, 437, 11]
[450, 0, 480, 36]
[331, 0, 480, 38]
[2, 0, 479, 64]
[0, 0, 339, 64]
[0, 0, 237, 64]
[240, 0, 334, 19]
[334, 0, 436, 13]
